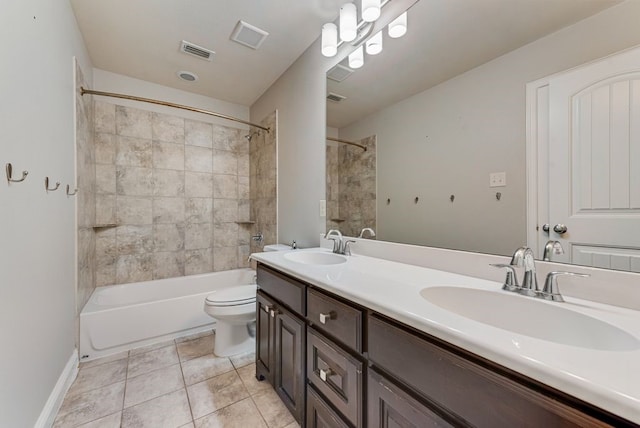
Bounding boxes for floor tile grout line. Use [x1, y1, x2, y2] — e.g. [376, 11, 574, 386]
[249, 392, 272, 428]
[177, 340, 196, 424]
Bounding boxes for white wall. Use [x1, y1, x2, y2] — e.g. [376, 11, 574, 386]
[339, 0, 640, 256]
[93, 69, 250, 129]
[0, 1, 92, 426]
[250, 0, 417, 248]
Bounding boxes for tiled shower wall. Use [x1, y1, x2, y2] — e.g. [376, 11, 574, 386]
[93, 101, 254, 285]
[326, 135, 376, 238]
[249, 111, 277, 254]
[75, 63, 96, 311]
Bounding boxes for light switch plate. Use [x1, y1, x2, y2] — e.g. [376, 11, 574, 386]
[319, 199, 326, 217]
[489, 172, 506, 187]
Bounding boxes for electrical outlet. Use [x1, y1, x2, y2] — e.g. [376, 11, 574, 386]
[319, 199, 326, 217]
[489, 172, 506, 187]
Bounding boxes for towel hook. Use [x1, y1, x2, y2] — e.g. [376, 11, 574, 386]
[66, 184, 78, 196]
[6, 163, 29, 183]
[45, 177, 60, 192]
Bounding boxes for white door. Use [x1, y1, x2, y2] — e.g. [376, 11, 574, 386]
[530, 47, 640, 272]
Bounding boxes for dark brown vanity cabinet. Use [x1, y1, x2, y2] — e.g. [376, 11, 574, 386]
[256, 265, 306, 424]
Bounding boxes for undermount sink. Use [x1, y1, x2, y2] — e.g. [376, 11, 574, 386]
[420, 286, 639, 351]
[284, 251, 347, 265]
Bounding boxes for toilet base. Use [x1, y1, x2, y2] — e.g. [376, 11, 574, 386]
[214, 322, 255, 357]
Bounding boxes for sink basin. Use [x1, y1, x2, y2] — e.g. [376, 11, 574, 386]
[420, 286, 639, 351]
[284, 251, 347, 265]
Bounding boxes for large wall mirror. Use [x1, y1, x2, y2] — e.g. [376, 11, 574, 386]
[326, 0, 640, 272]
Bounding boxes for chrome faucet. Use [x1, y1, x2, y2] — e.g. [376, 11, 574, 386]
[325, 229, 343, 254]
[542, 240, 564, 261]
[358, 227, 376, 239]
[510, 247, 539, 297]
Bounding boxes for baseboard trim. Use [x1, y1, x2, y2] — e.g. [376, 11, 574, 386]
[34, 349, 78, 428]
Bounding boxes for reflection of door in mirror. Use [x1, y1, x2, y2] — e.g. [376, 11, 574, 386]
[326, 135, 377, 237]
[528, 46, 640, 272]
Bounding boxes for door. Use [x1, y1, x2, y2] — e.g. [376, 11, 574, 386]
[274, 305, 305, 424]
[530, 47, 640, 271]
[256, 291, 275, 384]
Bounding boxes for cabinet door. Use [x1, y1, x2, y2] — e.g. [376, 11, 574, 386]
[275, 305, 306, 424]
[307, 385, 350, 428]
[256, 291, 274, 384]
[368, 369, 453, 428]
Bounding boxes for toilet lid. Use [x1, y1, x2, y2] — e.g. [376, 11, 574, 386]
[205, 284, 257, 307]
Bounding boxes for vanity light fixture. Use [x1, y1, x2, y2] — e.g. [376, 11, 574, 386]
[361, 0, 381, 22]
[365, 30, 383, 55]
[340, 3, 358, 42]
[349, 45, 364, 69]
[388, 11, 407, 38]
[322, 23, 338, 57]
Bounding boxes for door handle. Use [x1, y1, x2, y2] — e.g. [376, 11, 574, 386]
[553, 224, 568, 234]
[542, 224, 550, 233]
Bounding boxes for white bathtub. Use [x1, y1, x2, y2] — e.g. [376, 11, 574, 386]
[79, 268, 256, 361]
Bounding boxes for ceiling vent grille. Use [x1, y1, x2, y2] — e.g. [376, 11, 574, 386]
[180, 40, 215, 61]
[327, 64, 354, 82]
[230, 20, 269, 50]
[327, 92, 347, 102]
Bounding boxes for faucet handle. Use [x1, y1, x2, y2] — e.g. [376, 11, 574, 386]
[541, 271, 590, 302]
[344, 240, 357, 256]
[490, 263, 520, 291]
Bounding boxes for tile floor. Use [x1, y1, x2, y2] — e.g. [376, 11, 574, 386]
[53, 331, 299, 428]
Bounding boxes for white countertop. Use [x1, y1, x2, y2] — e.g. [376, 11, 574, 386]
[251, 248, 640, 424]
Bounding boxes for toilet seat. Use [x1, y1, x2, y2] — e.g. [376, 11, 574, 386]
[205, 284, 257, 307]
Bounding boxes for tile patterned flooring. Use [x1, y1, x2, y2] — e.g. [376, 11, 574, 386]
[54, 331, 298, 428]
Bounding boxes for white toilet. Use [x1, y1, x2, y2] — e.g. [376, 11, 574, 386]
[204, 244, 291, 356]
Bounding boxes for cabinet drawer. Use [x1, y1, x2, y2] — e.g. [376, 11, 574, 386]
[368, 368, 453, 428]
[306, 385, 350, 428]
[307, 327, 363, 427]
[257, 264, 306, 316]
[368, 315, 613, 428]
[307, 288, 363, 352]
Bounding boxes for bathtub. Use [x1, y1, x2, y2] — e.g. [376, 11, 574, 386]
[79, 268, 256, 361]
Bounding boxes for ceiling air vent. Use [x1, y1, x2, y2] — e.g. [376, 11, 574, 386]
[230, 20, 269, 50]
[180, 40, 215, 61]
[327, 64, 354, 82]
[327, 92, 347, 102]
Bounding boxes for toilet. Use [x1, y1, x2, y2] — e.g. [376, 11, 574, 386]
[204, 244, 291, 356]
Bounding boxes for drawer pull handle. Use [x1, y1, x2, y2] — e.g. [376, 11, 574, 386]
[270, 309, 280, 318]
[319, 368, 333, 382]
[319, 311, 336, 324]
[262, 304, 270, 313]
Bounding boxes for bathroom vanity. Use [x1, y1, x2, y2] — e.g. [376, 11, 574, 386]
[252, 248, 640, 427]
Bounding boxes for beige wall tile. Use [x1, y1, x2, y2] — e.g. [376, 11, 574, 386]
[185, 223, 213, 250]
[185, 248, 213, 275]
[153, 197, 185, 224]
[213, 174, 237, 199]
[237, 226, 251, 245]
[238, 245, 250, 268]
[153, 251, 185, 279]
[152, 112, 184, 143]
[153, 169, 184, 197]
[237, 154, 249, 177]
[94, 101, 116, 134]
[185, 172, 213, 198]
[238, 176, 250, 200]
[185, 120, 213, 148]
[213, 199, 238, 223]
[213, 223, 238, 248]
[212, 125, 238, 151]
[213, 150, 237, 175]
[95, 132, 116, 165]
[116, 136, 152, 168]
[116, 106, 152, 139]
[116, 225, 154, 255]
[116, 166, 153, 196]
[213, 246, 237, 271]
[96, 194, 116, 225]
[185, 198, 213, 224]
[96, 164, 116, 194]
[185, 146, 213, 173]
[117, 196, 152, 224]
[238, 199, 250, 222]
[154, 224, 185, 252]
[153, 141, 185, 170]
[116, 254, 153, 284]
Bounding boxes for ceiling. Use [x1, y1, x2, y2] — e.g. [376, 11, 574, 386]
[327, 0, 621, 128]
[70, 0, 350, 106]
[71, 0, 621, 113]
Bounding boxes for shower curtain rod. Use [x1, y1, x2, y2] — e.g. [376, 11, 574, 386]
[326, 136, 367, 151]
[80, 87, 270, 132]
